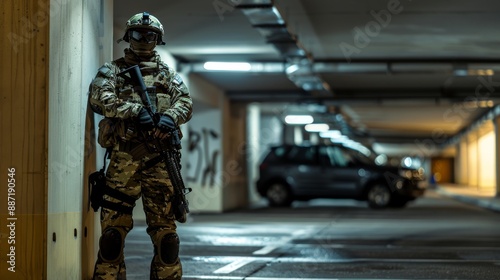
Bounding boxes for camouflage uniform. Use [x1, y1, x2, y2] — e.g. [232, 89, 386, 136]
[89, 46, 192, 280]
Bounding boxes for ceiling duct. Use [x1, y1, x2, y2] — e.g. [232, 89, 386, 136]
[236, 1, 331, 95]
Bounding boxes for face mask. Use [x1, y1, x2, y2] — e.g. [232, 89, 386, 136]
[130, 39, 157, 56]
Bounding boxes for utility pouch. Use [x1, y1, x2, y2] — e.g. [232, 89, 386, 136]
[97, 118, 118, 148]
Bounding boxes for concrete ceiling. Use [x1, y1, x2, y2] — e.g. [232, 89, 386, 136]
[114, 0, 500, 156]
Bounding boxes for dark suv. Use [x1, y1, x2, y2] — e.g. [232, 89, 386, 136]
[256, 144, 426, 208]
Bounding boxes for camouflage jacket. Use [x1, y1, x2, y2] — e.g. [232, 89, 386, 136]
[89, 49, 192, 145]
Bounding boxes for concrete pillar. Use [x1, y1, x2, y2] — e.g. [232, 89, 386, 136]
[294, 126, 303, 144]
[453, 143, 463, 184]
[457, 139, 468, 185]
[247, 103, 261, 204]
[467, 132, 479, 188]
[495, 116, 500, 197]
[310, 133, 319, 145]
[47, 0, 113, 279]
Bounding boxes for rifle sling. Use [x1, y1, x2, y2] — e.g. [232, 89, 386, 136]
[138, 155, 163, 172]
[100, 200, 133, 215]
[103, 185, 136, 206]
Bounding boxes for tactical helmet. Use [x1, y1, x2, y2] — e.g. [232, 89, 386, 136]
[121, 12, 165, 45]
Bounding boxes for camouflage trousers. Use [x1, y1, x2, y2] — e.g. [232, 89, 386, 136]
[93, 150, 182, 280]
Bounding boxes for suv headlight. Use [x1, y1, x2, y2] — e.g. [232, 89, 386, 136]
[399, 169, 424, 180]
[399, 169, 413, 179]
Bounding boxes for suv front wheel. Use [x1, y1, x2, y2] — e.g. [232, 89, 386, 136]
[367, 184, 392, 209]
[266, 183, 292, 207]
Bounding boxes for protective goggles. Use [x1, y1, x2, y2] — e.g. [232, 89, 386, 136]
[129, 30, 158, 43]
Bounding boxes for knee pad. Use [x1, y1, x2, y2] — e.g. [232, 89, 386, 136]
[158, 233, 179, 265]
[99, 227, 124, 263]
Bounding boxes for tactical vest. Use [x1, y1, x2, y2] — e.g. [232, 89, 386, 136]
[95, 57, 179, 148]
[113, 57, 172, 114]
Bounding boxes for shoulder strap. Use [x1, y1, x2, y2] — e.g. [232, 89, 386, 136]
[100, 148, 110, 172]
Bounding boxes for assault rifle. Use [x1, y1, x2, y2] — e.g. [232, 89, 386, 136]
[118, 65, 191, 223]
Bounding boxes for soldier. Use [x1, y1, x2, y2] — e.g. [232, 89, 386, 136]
[88, 12, 192, 280]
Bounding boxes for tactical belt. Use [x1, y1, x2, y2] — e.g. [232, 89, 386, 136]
[118, 141, 151, 160]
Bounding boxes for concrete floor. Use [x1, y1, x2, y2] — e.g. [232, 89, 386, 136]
[123, 190, 500, 279]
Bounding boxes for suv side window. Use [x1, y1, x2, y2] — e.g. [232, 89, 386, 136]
[319, 146, 335, 166]
[329, 146, 354, 167]
[287, 146, 317, 165]
[263, 146, 287, 163]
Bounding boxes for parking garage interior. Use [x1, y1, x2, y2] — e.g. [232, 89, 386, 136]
[1, 0, 500, 279]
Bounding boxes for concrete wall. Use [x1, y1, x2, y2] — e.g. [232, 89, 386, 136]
[185, 106, 223, 212]
[454, 119, 497, 193]
[48, 1, 113, 279]
[496, 116, 500, 197]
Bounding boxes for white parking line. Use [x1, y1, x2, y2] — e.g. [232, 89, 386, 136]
[184, 276, 336, 280]
[252, 245, 280, 255]
[213, 258, 257, 274]
[253, 227, 315, 255]
[183, 276, 244, 280]
[212, 227, 316, 274]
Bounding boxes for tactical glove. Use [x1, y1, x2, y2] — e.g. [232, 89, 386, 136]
[137, 107, 154, 128]
[157, 114, 176, 132]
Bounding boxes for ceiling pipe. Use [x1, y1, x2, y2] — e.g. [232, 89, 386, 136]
[180, 61, 497, 77]
[235, 0, 331, 95]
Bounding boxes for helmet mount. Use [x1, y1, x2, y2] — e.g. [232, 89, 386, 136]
[141, 12, 151, 25]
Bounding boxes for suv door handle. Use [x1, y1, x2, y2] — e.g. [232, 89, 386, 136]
[358, 168, 366, 177]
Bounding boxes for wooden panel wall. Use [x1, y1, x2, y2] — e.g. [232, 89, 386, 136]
[431, 157, 455, 184]
[0, 1, 49, 279]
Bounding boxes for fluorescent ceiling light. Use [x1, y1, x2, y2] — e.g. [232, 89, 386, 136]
[463, 100, 495, 109]
[330, 136, 349, 142]
[284, 115, 314, 125]
[285, 64, 299, 74]
[203, 62, 251, 71]
[305, 123, 329, 132]
[469, 69, 494, 76]
[343, 141, 372, 156]
[319, 130, 342, 138]
[272, 7, 285, 23]
[454, 68, 494, 76]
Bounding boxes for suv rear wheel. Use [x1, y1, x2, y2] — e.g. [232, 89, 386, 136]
[367, 184, 392, 209]
[266, 183, 292, 207]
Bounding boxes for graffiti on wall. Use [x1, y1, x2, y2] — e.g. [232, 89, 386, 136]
[186, 128, 220, 187]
